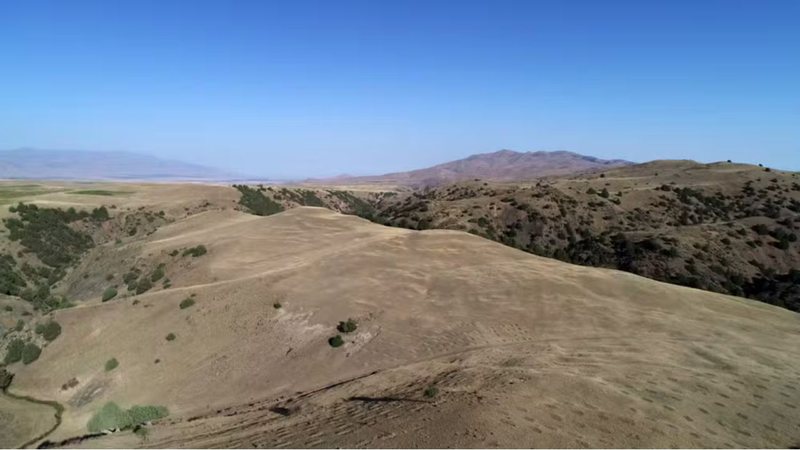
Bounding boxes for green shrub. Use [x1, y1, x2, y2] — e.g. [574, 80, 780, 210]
[182, 245, 207, 258]
[35, 321, 61, 341]
[135, 278, 153, 295]
[165, 333, 176, 341]
[3, 305, 11, 311]
[179, 298, 195, 309]
[150, 265, 165, 282]
[87, 402, 169, 433]
[423, 385, 439, 398]
[21, 343, 41, 364]
[87, 402, 132, 432]
[328, 335, 344, 348]
[122, 269, 140, 284]
[128, 405, 169, 425]
[105, 357, 119, 371]
[337, 318, 357, 333]
[3, 339, 25, 364]
[14, 319, 24, 331]
[273, 302, 282, 309]
[0, 368, 13, 390]
[102, 287, 118, 302]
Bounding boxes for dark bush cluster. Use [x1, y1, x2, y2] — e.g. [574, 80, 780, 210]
[3, 339, 25, 364]
[328, 335, 344, 348]
[87, 402, 169, 433]
[234, 185, 284, 216]
[337, 318, 358, 333]
[179, 297, 195, 309]
[0, 254, 26, 296]
[3, 203, 100, 268]
[182, 245, 207, 258]
[35, 320, 62, 341]
[22, 343, 41, 364]
[0, 368, 13, 390]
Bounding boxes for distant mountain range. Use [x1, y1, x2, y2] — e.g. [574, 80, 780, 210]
[0, 148, 632, 183]
[0, 149, 242, 181]
[309, 150, 633, 186]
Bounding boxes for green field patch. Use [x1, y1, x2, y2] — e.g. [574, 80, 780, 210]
[70, 190, 132, 196]
[87, 402, 168, 432]
[0, 185, 61, 204]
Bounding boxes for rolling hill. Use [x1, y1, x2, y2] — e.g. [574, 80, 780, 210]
[0, 183, 798, 448]
[368, 160, 800, 312]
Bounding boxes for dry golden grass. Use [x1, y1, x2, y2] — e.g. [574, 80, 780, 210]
[2, 182, 798, 448]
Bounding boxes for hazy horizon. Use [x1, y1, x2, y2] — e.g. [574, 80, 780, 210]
[2, 0, 798, 178]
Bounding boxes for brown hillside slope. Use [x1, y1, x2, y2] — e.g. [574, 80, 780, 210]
[376, 160, 800, 311]
[5, 207, 799, 448]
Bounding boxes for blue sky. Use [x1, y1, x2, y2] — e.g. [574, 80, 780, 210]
[1, 0, 798, 178]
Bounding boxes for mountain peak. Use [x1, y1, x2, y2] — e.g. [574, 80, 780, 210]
[310, 149, 633, 186]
